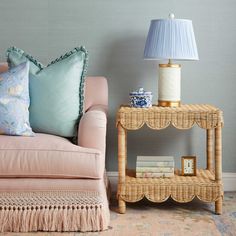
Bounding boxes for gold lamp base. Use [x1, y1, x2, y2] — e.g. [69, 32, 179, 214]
[158, 100, 181, 107]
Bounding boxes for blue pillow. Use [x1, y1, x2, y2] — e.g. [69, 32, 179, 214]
[0, 62, 34, 136]
[6, 47, 88, 138]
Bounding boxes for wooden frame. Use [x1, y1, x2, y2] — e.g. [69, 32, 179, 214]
[181, 156, 197, 176]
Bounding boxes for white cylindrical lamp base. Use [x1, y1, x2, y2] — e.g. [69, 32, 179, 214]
[158, 64, 181, 107]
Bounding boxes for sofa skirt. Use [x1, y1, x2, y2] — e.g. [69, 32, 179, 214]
[0, 177, 110, 232]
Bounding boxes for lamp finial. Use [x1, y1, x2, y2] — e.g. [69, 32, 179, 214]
[169, 13, 175, 19]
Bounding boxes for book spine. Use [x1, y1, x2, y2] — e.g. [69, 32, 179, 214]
[137, 156, 174, 162]
[136, 167, 174, 173]
[136, 172, 174, 178]
[136, 161, 174, 167]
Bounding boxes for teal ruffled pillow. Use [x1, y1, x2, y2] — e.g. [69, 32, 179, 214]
[0, 62, 34, 136]
[6, 47, 88, 138]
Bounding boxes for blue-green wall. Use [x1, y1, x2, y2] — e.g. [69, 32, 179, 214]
[0, 0, 235, 172]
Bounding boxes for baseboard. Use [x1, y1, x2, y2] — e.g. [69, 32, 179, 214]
[107, 171, 118, 193]
[107, 171, 236, 192]
[222, 172, 236, 191]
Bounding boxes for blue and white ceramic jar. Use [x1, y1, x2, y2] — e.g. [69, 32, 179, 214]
[129, 88, 152, 108]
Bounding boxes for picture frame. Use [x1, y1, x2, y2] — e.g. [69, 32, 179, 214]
[181, 156, 197, 176]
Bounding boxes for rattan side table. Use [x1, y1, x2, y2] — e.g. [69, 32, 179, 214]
[116, 104, 223, 214]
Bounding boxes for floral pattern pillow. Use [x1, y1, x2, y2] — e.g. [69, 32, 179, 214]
[0, 62, 34, 136]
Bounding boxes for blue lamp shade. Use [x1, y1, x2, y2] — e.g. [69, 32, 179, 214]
[144, 19, 199, 60]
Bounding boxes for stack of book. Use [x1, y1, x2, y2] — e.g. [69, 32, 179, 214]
[136, 156, 174, 178]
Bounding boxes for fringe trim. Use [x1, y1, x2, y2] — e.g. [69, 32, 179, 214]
[6, 46, 44, 69]
[0, 204, 107, 232]
[0, 191, 108, 232]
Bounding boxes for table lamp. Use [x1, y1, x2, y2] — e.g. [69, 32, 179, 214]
[144, 13, 199, 107]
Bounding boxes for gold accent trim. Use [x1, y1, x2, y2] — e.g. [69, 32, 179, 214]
[159, 64, 181, 68]
[158, 100, 181, 107]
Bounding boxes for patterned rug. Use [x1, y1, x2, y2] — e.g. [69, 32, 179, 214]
[2, 192, 236, 236]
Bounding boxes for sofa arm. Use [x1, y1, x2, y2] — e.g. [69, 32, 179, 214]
[78, 105, 107, 157]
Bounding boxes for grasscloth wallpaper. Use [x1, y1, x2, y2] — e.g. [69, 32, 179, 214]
[0, 0, 235, 172]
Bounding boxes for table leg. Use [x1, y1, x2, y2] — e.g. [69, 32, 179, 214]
[215, 197, 223, 215]
[125, 128, 127, 169]
[215, 126, 223, 215]
[118, 123, 127, 213]
[118, 197, 126, 214]
[207, 129, 214, 171]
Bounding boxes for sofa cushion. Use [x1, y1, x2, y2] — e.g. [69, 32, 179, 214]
[0, 62, 34, 136]
[0, 133, 104, 179]
[6, 46, 88, 138]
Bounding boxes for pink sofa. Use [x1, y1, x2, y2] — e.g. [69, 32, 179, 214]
[0, 63, 110, 232]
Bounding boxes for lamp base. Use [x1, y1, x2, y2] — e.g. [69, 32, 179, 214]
[158, 100, 181, 107]
[158, 63, 181, 108]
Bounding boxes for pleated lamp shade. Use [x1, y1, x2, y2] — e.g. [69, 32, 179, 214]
[144, 18, 199, 60]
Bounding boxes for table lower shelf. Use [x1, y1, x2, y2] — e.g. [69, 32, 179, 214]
[118, 169, 223, 203]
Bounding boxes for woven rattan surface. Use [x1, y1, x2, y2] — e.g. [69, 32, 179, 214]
[116, 104, 223, 214]
[118, 169, 222, 203]
[116, 104, 223, 130]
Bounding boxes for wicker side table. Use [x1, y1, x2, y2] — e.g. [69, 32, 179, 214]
[116, 104, 223, 214]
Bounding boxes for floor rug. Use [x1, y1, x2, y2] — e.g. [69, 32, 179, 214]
[2, 192, 236, 236]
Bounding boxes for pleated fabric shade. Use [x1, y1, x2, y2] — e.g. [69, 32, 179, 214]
[144, 18, 199, 60]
